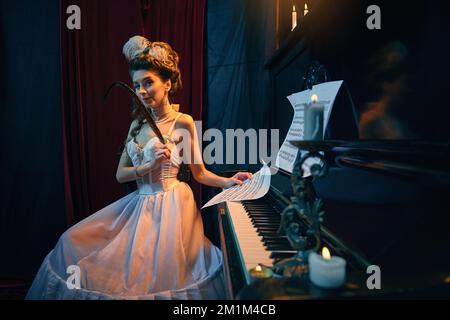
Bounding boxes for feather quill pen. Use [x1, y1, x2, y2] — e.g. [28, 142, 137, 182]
[104, 81, 166, 144]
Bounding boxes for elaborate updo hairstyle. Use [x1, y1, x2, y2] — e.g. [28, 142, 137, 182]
[123, 35, 182, 98]
[121, 36, 182, 145]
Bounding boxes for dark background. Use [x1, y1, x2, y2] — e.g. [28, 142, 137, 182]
[272, 0, 450, 140]
[0, 0, 66, 277]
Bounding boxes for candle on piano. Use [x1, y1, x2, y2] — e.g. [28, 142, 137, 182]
[291, 5, 297, 31]
[248, 264, 273, 282]
[308, 247, 346, 289]
[304, 94, 324, 140]
[304, 3, 309, 16]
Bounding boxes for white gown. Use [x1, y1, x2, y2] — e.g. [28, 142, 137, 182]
[26, 114, 226, 299]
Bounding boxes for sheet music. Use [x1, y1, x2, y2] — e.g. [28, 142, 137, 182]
[275, 90, 309, 173]
[275, 80, 343, 174]
[201, 163, 271, 209]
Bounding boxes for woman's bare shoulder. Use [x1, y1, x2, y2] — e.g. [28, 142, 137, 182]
[175, 113, 195, 129]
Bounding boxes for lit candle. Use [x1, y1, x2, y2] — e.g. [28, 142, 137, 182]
[308, 247, 346, 289]
[304, 94, 324, 140]
[291, 5, 297, 31]
[304, 3, 309, 16]
[248, 264, 273, 282]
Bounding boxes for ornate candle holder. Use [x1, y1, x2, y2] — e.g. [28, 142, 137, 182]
[273, 151, 328, 278]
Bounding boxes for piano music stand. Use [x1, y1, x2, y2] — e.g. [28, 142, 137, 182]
[302, 60, 360, 140]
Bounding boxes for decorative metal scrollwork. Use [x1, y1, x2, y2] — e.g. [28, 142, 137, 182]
[274, 151, 328, 278]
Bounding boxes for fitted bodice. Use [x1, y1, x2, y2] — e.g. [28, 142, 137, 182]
[126, 114, 182, 195]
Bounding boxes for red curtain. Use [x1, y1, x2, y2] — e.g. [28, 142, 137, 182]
[141, 0, 205, 121]
[141, 0, 205, 207]
[60, 0, 205, 225]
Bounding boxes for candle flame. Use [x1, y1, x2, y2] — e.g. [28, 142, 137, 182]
[305, 4, 308, 10]
[311, 94, 318, 103]
[291, 5, 297, 31]
[322, 247, 331, 260]
[255, 265, 262, 271]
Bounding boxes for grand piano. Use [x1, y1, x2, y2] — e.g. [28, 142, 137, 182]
[214, 0, 450, 299]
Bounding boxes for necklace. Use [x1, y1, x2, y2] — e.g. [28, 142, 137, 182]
[143, 109, 175, 123]
[154, 110, 174, 123]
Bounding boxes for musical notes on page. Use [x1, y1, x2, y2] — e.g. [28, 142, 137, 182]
[201, 163, 271, 209]
[275, 80, 343, 174]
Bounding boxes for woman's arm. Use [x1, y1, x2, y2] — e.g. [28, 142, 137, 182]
[175, 114, 252, 188]
[116, 120, 142, 183]
[190, 164, 253, 188]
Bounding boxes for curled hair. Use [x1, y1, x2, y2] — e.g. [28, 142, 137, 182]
[129, 42, 182, 98]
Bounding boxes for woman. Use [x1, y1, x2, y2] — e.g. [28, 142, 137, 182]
[26, 35, 252, 300]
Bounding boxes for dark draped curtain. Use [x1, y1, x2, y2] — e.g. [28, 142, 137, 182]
[205, 0, 276, 174]
[60, 0, 205, 225]
[0, 0, 65, 278]
[202, 0, 276, 246]
[142, 0, 205, 122]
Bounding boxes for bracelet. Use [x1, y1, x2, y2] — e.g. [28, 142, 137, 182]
[135, 166, 143, 178]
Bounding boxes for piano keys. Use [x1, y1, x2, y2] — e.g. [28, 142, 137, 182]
[222, 199, 297, 286]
